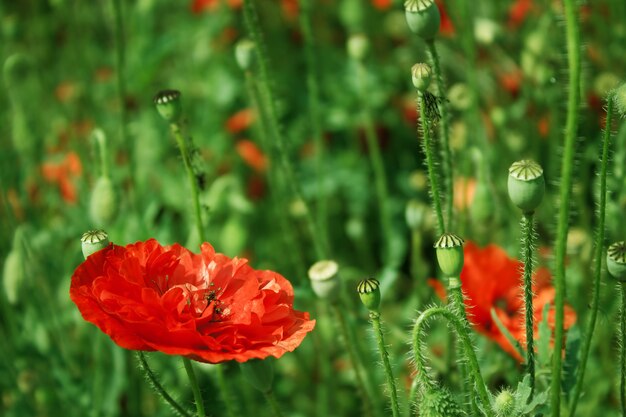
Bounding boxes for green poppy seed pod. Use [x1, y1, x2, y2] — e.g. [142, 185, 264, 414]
[357, 278, 381, 312]
[89, 176, 117, 226]
[235, 39, 256, 71]
[3, 249, 24, 305]
[81, 230, 110, 259]
[308, 260, 340, 301]
[153, 89, 182, 123]
[434, 233, 464, 277]
[607, 241, 626, 282]
[404, 0, 440, 41]
[419, 386, 465, 417]
[411, 63, 432, 92]
[347, 34, 369, 61]
[613, 83, 626, 118]
[493, 389, 515, 417]
[240, 358, 274, 394]
[507, 159, 545, 213]
[405, 199, 429, 230]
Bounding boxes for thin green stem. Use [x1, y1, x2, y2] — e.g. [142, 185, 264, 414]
[298, 0, 329, 249]
[521, 212, 536, 397]
[411, 306, 494, 417]
[568, 93, 613, 417]
[170, 123, 206, 242]
[94, 130, 110, 179]
[136, 353, 192, 417]
[551, 0, 581, 414]
[182, 357, 206, 417]
[425, 41, 452, 231]
[264, 390, 285, 417]
[621, 283, 626, 417]
[215, 364, 238, 417]
[370, 312, 400, 417]
[242, 0, 326, 260]
[417, 91, 445, 236]
[357, 61, 394, 264]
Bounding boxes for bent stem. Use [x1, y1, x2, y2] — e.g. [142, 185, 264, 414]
[521, 212, 536, 397]
[411, 306, 494, 417]
[551, 0, 581, 414]
[425, 40, 452, 231]
[370, 312, 400, 417]
[417, 91, 445, 235]
[182, 357, 206, 417]
[137, 352, 192, 417]
[568, 93, 613, 416]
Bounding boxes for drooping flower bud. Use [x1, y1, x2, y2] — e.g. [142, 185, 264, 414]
[308, 260, 340, 301]
[89, 176, 117, 226]
[419, 385, 465, 417]
[357, 278, 381, 312]
[153, 89, 182, 123]
[240, 358, 274, 393]
[493, 389, 515, 417]
[235, 39, 256, 71]
[411, 63, 432, 92]
[81, 230, 110, 259]
[507, 159, 545, 213]
[434, 233, 464, 277]
[404, 0, 440, 41]
[347, 34, 369, 61]
[607, 241, 626, 282]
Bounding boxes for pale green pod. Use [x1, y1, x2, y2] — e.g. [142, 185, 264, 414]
[235, 39, 256, 71]
[434, 233, 464, 277]
[308, 260, 340, 301]
[89, 176, 117, 226]
[81, 230, 110, 259]
[507, 159, 545, 213]
[357, 278, 381, 312]
[411, 63, 432, 92]
[607, 241, 626, 282]
[153, 89, 182, 123]
[493, 389, 515, 417]
[3, 249, 24, 305]
[404, 0, 440, 41]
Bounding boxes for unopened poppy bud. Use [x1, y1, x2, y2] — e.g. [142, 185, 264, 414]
[357, 278, 381, 312]
[607, 241, 626, 282]
[81, 230, 110, 259]
[235, 39, 256, 71]
[153, 89, 182, 123]
[420, 386, 464, 417]
[507, 159, 545, 213]
[404, 0, 440, 41]
[240, 358, 274, 393]
[405, 199, 428, 230]
[434, 233, 464, 277]
[308, 260, 339, 301]
[347, 34, 369, 61]
[613, 83, 626, 118]
[89, 176, 117, 226]
[493, 389, 515, 417]
[3, 249, 24, 305]
[411, 63, 432, 92]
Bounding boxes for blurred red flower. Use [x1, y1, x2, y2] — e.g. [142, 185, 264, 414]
[191, 0, 241, 13]
[429, 242, 577, 361]
[236, 139, 267, 173]
[372, 0, 392, 10]
[226, 108, 256, 134]
[70, 239, 315, 363]
[41, 151, 82, 204]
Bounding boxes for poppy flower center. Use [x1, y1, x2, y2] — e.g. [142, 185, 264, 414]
[183, 283, 230, 323]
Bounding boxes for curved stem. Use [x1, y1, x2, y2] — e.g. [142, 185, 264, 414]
[370, 312, 400, 417]
[521, 212, 536, 397]
[425, 40, 452, 231]
[182, 357, 206, 417]
[136, 353, 192, 417]
[551, 0, 581, 414]
[417, 91, 445, 236]
[411, 306, 493, 417]
[568, 93, 613, 416]
[264, 390, 285, 417]
[171, 123, 206, 242]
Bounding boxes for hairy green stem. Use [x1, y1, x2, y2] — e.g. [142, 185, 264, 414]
[551, 0, 581, 414]
[182, 357, 206, 417]
[417, 91, 445, 235]
[357, 61, 394, 263]
[171, 124, 206, 242]
[411, 306, 493, 417]
[521, 212, 536, 397]
[425, 41, 452, 231]
[136, 353, 192, 417]
[264, 390, 285, 417]
[568, 93, 613, 416]
[242, 0, 326, 260]
[370, 312, 400, 417]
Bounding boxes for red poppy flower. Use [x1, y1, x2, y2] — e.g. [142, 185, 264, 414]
[372, 0, 392, 11]
[236, 139, 268, 173]
[226, 108, 256, 134]
[429, 242, 577, 361]
[41, 151, 82, 204]
[70, 239, 315, 363]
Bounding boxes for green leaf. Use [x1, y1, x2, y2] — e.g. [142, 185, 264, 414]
[490, 307, 525, 359]
[562, 324, 581, 399]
